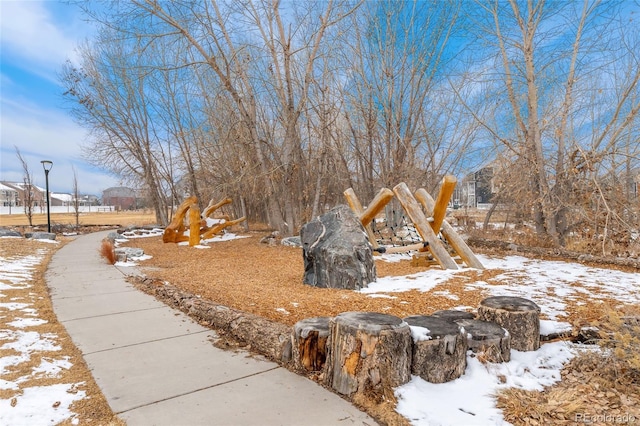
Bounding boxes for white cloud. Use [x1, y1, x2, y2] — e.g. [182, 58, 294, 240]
[0, 98, 118, 196]
[0, 1, 85, 81]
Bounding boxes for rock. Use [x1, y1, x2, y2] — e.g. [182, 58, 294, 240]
[25, 232, 56, 241]
[0, 228, 22, 237]
[260, 231, 280, 246]
[106, 232, 122, 242]
[114, 247, 145, 262]
[281, 236, 302, 247]
[300, 205, 376, 290]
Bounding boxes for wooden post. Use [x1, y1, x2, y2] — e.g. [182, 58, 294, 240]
[477, 296, 541, 351]
[415, 188, 484, 269]
[359, 188, 394, 227]
[393, 183, 458, 270]
[163, 196, 197, 243]
[431, 175, 457, 234]
[189, 205, 201, 246]
[324, 312, 411, 397]
[343, 188, 381, 250]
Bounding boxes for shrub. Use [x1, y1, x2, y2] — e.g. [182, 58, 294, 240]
[99, 239, 116, 265]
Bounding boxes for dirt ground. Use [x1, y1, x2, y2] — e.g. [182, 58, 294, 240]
[123, 232, 488, 326]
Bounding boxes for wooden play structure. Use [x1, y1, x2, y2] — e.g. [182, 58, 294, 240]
[162, 196, 246, 246]
[344, 177, 484, 270]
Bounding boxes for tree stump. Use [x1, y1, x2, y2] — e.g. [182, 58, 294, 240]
[431, 310, 475, 321]
[403, 315, 467, 383]
[291, 317, 332, 372]
[477, 296, 541, 351]
[455, 319, 511, 363]
[324, 312, 411, 398]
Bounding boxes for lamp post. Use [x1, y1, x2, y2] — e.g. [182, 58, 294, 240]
[41, 160, 53, 233]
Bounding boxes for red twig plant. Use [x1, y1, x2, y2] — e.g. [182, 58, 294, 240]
[99, 239, 116, 265]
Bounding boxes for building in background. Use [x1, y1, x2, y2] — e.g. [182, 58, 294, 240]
[102, 186, 137, 210]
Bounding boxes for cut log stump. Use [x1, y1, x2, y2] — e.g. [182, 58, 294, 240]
[477, 296, 541, 351]
[403, 315, 467, 383]
[431, 310, 475, 321]
[324, 312, 411, 398]
[291, 317, 332, 372]
[455, 318, 511, 363]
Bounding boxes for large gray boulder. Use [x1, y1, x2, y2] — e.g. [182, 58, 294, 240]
[300, 205, 376, 290]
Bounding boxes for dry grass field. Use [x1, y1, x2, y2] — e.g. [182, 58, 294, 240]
[0, 210, 158, 228]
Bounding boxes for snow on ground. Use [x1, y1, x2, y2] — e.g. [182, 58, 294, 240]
[6, 230, 636, 425]
[365, 252, 640, 425]
[0, 237, 86, 425]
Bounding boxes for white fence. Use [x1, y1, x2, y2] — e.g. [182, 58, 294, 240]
[0, 205, 116, 215]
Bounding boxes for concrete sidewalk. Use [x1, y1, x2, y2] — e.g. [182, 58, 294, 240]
[46, 231, 376, 426]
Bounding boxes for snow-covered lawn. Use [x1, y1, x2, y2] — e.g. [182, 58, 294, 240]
[367, 253, 640, 425]
[0, 237, 86, 425]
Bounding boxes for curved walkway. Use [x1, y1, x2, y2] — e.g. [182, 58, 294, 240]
[46, 231, 376, 426]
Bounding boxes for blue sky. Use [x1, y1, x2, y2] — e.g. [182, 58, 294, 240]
[1, 0, 118, 196]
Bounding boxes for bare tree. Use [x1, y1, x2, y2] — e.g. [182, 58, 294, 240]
[72, 166, 81, 228]
[15, 146, 35, 226]
[462, 0, 640, 248]
[61, 32, 172, 226]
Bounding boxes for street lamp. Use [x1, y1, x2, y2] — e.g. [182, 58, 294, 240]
[41, 160, 53, 233]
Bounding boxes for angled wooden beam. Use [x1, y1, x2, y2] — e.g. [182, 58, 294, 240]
[393, 182, 458, 270]
[344, 188, 380, 250]
[431, 175, 457, 234]
[360, 188, 395, 227]
[415, 188, 484, 269]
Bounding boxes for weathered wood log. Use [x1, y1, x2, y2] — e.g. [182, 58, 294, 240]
[454, 318, 511, 362]
[380, 241, 430, 254]
[189, 205, 201, 247]
[415, 188, 485, 269]
[291, 317, 332, 372]
[163, 196, 198, 243]
[431, 310, 475, 321]
[477, 296, 541, 351]
[324, 312, 411, 398]
[359, 188, 395, 227]
[200, 216, 247, 240]
[343, 188, 381, 251]
[430, 175, 457, 235]
[393, 183, 458, 270]
[403, 315, 467, 383]
[203, 197, 232, 218]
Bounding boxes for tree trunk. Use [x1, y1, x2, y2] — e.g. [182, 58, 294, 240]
[477, 296, 541, 351]
[404, 315, 467, 383]
[291, 317, 332, 372]
[324, 312, 411, 399]
[454, 318, 511, 363]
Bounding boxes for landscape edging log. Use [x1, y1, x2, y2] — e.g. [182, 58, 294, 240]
[128, 275, 292, 363]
